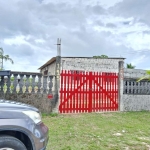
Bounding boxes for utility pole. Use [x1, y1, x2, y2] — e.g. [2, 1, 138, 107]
[57, 38, 61, 56]
[54, 38, 61, 113]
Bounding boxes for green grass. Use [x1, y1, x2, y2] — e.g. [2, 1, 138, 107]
[43, 112, 150, 150]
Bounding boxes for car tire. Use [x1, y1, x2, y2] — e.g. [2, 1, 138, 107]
[0, 135, 27, 150]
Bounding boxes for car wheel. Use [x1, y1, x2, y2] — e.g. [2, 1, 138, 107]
[0, 135, 27, 150]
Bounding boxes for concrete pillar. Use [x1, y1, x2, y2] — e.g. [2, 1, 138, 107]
[53, 56, 61, 113]
[118, 61, 124, 111]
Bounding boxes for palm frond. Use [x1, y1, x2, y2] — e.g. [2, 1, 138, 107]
[8, 58, 14, 64]
[0, 48, 3, 55]
[137, 70, 150, 82]
[146, 70, 150, 75]
[126, 63, 135, 69]
[3, 56, 14, 64]
[137, 75, 149, 82]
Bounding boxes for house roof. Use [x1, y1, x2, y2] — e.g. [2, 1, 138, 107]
[62, 57, 125, 59]
[38, 57, 56, 70]
[38, 56, 125, 70]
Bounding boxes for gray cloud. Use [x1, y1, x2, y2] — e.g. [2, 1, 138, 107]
[92, 5, 106, 14]
[106, 23, 117, 28]
[110, 0, 150, 26]
[122, 21, 130, 25]
[0, 0, 150, 71]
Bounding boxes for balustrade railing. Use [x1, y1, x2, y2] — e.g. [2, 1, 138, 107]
[0, 73, 55, 94]
[123, 79, 150, 95]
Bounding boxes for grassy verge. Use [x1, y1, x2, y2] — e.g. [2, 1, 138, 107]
[43, 112, 150, 150]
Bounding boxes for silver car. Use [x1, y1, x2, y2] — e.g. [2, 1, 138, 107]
[0, 100, 49, 150]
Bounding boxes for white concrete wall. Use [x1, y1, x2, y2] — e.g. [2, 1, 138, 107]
[122, 95, 150, 111]
[61, 57, 124, 73]
[123, 69, 150, 111]
[41, 61, 56, 91]
[41, 61, 56, 76]
[48, 61, 56, 75]
[124, 69, 146, 79]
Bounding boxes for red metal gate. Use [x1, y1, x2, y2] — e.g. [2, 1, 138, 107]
[59, 70, 119, 113]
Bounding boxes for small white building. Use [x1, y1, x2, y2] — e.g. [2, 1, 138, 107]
[39, 56, 124, 75]
[39, 56, 125, 113]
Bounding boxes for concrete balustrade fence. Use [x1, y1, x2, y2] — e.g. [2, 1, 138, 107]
[0, 71, 57, 113]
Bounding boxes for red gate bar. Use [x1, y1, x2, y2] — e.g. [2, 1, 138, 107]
[59, 70, 119, 113]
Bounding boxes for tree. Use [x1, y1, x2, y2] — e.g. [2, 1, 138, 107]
[137, 70, 150, 82]
[126, 63, 135, 69]
[93, 55, 108, 59]
[0, 48, 14, 70]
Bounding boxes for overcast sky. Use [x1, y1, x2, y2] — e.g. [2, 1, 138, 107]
[0, 0, 150, 72]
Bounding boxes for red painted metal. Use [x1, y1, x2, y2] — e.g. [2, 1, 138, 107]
[59, 70, 119, 113]
[48, 94, 53, 99]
